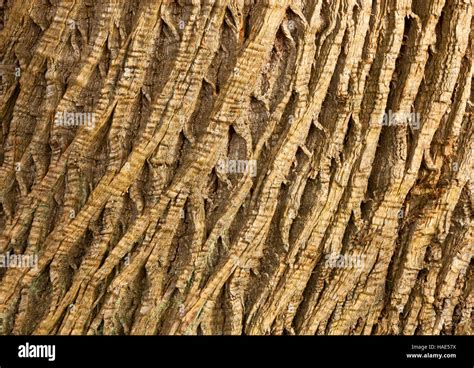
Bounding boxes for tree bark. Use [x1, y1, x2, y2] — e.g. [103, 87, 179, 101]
[0, 0, 472, 335]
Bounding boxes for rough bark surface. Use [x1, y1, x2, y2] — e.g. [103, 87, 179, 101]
[0, 0, 472, 335]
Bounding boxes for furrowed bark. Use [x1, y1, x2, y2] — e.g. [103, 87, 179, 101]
[0, 0, 472, 335]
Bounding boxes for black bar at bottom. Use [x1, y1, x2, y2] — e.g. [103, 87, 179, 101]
[0, 335, 472, 367]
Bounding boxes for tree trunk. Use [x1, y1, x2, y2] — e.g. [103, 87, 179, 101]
[0, 0, 472, 335]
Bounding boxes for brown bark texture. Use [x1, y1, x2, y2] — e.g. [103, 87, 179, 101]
[0, 0, 472, 335]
